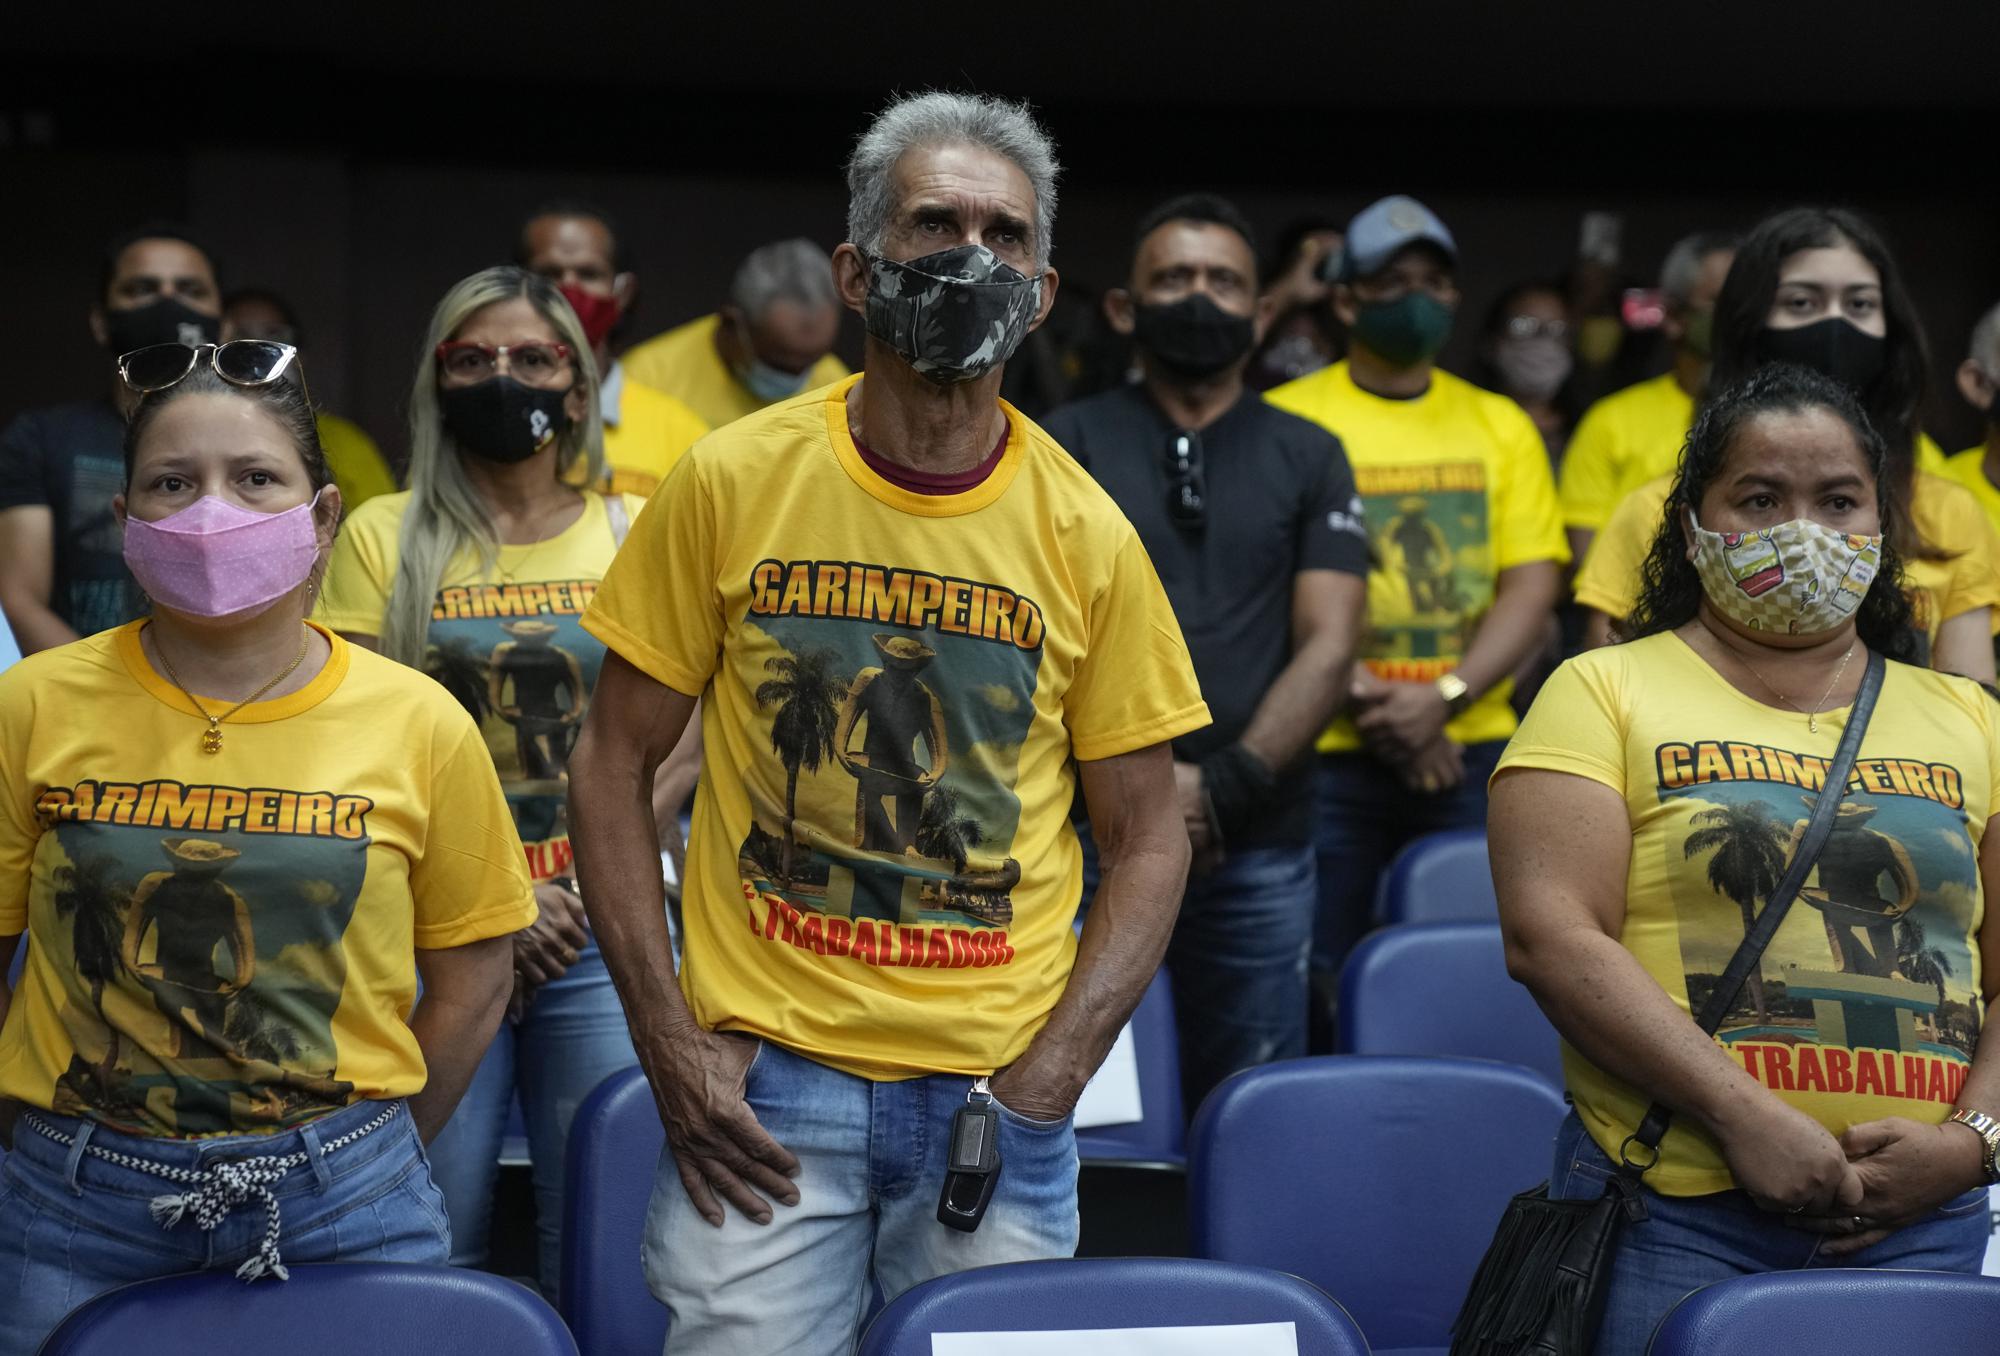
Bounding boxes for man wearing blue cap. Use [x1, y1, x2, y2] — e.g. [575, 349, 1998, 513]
[1267, 195, 1566, 997]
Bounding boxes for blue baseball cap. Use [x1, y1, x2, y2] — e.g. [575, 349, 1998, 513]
[1337, 195, 1458, 282]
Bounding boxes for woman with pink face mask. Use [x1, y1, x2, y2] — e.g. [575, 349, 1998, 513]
[0, 340, 534, 1355]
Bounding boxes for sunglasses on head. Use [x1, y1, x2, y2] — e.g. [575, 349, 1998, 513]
[1164, 430, 1206, 529]
[118, 340, 307, 400]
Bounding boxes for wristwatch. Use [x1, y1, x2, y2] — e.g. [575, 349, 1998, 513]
[1945, 1107, 2000, 1183]
[1435, 673, 1471, 715]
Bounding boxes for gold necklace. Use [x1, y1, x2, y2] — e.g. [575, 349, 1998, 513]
[1732, 640, 1858, 734]
[150, 624, 312, 754]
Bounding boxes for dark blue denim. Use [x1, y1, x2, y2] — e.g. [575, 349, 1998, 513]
[1309, 740, 1505, 975]
[1547, 1110, 1989, 1356]
[0, 1097, 447, 1354]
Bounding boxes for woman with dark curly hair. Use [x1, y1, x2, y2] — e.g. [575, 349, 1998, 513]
[1493, 364, 2000, 1355]
[1576, 208, 1999, 680]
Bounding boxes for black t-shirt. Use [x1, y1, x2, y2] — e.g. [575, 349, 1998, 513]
[1042, 384, 1368, 846]
[0, 400, 143, 636]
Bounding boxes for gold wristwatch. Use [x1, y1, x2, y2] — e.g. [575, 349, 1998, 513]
[1435, 673, 1471, 714]
[1945, 1107, 2000, 1183]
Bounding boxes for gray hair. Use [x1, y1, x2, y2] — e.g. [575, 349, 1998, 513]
[1659, 228, 1740, 308]
[846, 91, 1061, 266]
[1970, 300, 2000, 375]
[729, 238, 838, 319]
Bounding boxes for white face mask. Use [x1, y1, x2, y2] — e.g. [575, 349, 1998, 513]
[1688, 511, 1882, 636]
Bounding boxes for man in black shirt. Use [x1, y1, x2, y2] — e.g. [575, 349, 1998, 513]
[0, 224, 223, 651]
[1042, 194, 1367, 1107]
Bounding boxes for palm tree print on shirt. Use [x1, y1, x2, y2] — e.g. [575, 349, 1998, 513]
[756, 646, 844, 883]
[1682, 800, 1791, 1023]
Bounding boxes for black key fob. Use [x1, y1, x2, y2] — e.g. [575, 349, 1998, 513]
[937, 1092, 1002, 1233]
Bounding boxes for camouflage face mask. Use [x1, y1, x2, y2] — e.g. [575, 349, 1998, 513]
[862, 244, 1042, 385]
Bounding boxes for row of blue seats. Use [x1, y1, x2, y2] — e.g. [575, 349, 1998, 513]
[38, 1209, 2000, 1355]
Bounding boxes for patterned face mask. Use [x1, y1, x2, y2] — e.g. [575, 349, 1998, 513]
[862, 244, 1042, 385]
[1688, 510, 1882, 636]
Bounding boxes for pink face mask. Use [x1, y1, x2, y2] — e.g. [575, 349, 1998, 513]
[122, 491, 324, 619]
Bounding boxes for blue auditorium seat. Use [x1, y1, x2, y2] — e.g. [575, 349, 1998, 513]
[1075, 967, 1186, 1168]
[1648, 1269, 2000, 1354]
[39, 1263, 577, 1354]
[1337, 921, 1563, 1089]
[560, 1066, 666, 1356]
[857, 1256, 1371, 1355]
[1190, 1055, 1564, 1354]
[1374, 828, 1496, 925]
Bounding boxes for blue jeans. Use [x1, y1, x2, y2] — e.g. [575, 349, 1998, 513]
[1310, 740, 1505, 975]
[643, 1040, 1079, 1355]
[425, 942, 636, 1297]
[1547, 1111, 1989, 1356]
[1167, 845, 1316, 1112]
[0, 1097, 446, 1356]
[1076, 826, 1316, 1113]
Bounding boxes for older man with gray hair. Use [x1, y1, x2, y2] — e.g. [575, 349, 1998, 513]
[1557, 227, 1739, 564]
[621, 236, 850, 428]
[569, 89, 1207, 1355]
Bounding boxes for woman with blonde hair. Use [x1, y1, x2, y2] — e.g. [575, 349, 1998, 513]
[319, 265, 643, 1297]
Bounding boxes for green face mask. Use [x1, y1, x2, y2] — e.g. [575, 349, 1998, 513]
[1681, 307, 1715, 360]
[1351, 292, 1454, 368]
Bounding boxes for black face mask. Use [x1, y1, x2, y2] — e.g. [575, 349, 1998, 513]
[1131, 294, 1257, 380]
[102, 297, 221, 356]
[1757, 317, 1887, 394]
[439, 378, 573, 463]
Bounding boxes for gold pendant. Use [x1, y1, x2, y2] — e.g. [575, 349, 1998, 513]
[1809, 714, 1819, 734]
[202, 725, 224, 754]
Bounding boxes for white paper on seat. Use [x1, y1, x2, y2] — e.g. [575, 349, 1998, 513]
[1071, 1018, 1142, 1129]
[933, 1320, 1297, 1354]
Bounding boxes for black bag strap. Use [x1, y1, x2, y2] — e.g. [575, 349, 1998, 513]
[1621, 648, 1885, 1168]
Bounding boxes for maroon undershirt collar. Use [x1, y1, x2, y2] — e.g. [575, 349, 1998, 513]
[852, 426, 1009, 495]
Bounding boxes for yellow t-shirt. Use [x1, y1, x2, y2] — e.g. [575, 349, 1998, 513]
[316, 412, 397, 510]
[318, 491, 646, 885]
[599, 378, 710, 498]
[618, 313, 851, 430]
[0, 623, 533, 1137]
[1939, 447, 2000, 540]
[1499, 633, 1993, 1195]
[1266, 361, 1569, 750]
[1575, 472, 2000, 657]
[582, 373, 1210, 1081]
[1558, 372, 1696, 533]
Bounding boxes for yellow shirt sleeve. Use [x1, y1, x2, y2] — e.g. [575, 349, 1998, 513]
[1929, 484, 2000, 622]
[316, 414, 398, 510]
[1491, 402, 1570, 571]
[0, 672, 39, 933]
[581, 457, 721, 697]
[411, 721, 536, 947]
[317, 502, 399, 636]
[1495, 653, 1627, 794]
[1573, 480, 1667, 620]
[1557, 398, 1626, 532]
[1918, 432, 1948, 475]
[1063, 527, 1211, 761]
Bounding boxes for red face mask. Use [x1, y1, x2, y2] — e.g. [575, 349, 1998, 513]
[558, 282, 621, 348]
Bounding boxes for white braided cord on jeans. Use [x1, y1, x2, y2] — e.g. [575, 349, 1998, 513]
[22, 1101, 402, 1282]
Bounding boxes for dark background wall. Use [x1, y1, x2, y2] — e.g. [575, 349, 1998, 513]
[6, 1, 1997, 452]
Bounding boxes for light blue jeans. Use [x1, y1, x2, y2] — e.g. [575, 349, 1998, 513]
[425, 941, 636, 1298]
[0, 1097, 446, 1355]
[644, 1039, 1080, 1355]
[1548, 1110, 1989, 1355]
